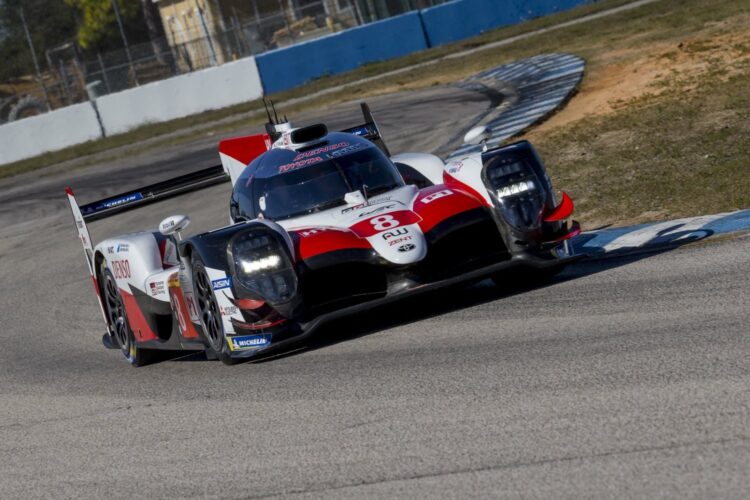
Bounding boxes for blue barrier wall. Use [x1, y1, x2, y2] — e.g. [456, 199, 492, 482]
[255, 12, 429, 95]
[255, 0, 594, 95]
[420, 0, 522, 47]
[420, 0, 592, 47]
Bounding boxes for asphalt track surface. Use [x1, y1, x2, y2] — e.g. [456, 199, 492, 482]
[1, 85, 749, 498]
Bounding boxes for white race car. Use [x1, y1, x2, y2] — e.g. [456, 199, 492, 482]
[67, 103, 580, 365]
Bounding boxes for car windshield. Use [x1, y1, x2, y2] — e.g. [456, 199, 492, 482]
[251, 148, 403, 220]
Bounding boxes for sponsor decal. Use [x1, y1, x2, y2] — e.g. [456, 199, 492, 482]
[388, 235, 413, 246]
[420, 189, 453, 204]
[112, 259, 131, 279]
[106, 246, 114, 254]
[229, 334, 271, 350]
[184, 292, 199, 320]
[170, 294, 188, 335]
[298, 227, 347, 238]
[149, 281, 165, 296]
[278, 156, 324, 173]
[212, 277, 232, 290]
[382, 227, 409, 240]
[447, 158, 471, 174]
[294, 142, 349, 160]
[329, 143, 364, 158]
[357, 204, 396, 218]
[398, 243, 416, 253]
[220, 305, 239, 316]
[350, 210, 421, 238]
[341, 198, 394, 214]
[76, 220, 84, 229]
[93, 192, 143, 211]
[116, 243, 129, 252]
[160, 220, 175, 232]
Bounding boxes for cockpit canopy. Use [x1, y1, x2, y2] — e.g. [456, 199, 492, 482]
[230, 133, 404, 223]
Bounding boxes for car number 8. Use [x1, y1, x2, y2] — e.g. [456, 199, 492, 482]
[371, 215, 399, 231]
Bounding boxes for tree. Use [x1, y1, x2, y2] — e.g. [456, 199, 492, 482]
[0, 0, 77, 80]
[64, 0, 141, 49]
[139, 0, 169, 64]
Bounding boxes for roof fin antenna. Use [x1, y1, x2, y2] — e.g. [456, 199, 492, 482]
[270, 100, 280, 124]
[263, 99, 274, 124]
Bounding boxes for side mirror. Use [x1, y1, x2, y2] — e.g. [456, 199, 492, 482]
[159, 215, 190, 240]
[463, 126, 492, 151]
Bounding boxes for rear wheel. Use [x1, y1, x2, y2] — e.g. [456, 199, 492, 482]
[191, 255, 238, 365]
[101, 266, 152, 366]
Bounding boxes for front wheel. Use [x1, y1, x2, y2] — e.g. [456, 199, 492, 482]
[101, 266, 153, 366]
[191, 254, 239, 365]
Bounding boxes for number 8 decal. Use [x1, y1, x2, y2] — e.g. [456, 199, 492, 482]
[371, 215, 399, 231]
[350, 210, 422, 238]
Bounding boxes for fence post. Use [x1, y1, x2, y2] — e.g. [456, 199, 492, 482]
[111, 0, 140, 86]
[97, 52, 112, 94]
[18, 7, 52, 111]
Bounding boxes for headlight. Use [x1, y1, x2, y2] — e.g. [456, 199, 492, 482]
[239, 254, 281, 274]
[230, 231, 296, 304]
[484, 154, 546, 231]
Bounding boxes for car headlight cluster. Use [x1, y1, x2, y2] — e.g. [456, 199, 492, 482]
[230, 231, 296, 304]
[484, 155, 546, 231]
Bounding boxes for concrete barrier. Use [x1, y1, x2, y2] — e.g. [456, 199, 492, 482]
[0, 102, 102, 165]
[97, 56, 263, 136]
[255, 12, 429, 95]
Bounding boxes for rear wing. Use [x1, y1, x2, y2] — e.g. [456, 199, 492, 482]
[78, 164, 229, 222]
[65, 164, 230, 309]
[66, 136, 270, 330]
[341, 103, 391, 157]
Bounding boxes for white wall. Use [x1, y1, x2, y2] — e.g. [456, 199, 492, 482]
[96, 56, 263, 136]
[0, 56, 263, 166]
[0, 102, 102, 165]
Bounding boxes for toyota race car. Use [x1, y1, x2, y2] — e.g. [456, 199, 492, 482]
[66, 103, 580, 365]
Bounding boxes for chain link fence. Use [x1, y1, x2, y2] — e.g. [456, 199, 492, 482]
[0, 0, 449, 124]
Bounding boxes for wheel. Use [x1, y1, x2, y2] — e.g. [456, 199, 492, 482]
[8, 95, 46, 121]
[101, 265, 153, 366]
[191, 254, 238, 365]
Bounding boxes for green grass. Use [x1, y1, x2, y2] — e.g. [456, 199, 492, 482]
[537, 58, 750, 227]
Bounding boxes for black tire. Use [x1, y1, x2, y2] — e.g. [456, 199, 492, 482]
[101, 265, 153, 367]
[191, 254, 238, 365]
[8, 95, 46, 121]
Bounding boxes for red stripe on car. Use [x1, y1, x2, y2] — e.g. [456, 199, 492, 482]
[415, 183, 487, 233]
[293, 228, 371, 260]
[120, 288, 160, 342]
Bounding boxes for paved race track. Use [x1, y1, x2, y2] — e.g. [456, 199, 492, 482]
[1, 84, 748, 498]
